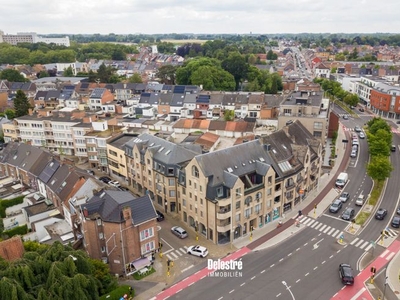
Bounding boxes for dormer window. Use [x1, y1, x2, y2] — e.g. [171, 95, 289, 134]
[192, 166, 199, 178]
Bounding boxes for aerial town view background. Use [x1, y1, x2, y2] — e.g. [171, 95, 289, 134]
[0, 1, 399, 300]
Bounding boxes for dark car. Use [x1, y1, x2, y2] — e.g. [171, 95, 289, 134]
[339, 264, 354, 285]
[118, 187, 129, 191]
[86, 169, 95, 175]
[339, 192, 350, 203]
[359, 108, 365, 112]
[391, 145, 396, 152]
[341, 207, 355, 221]
[397, 207, 400, 215]
[156, 210, 164, 222]
[99, 176, 111, 184]
[375, 208, 387, 220]
[391, 216, 400, 228]
[329, 199, 343, 213]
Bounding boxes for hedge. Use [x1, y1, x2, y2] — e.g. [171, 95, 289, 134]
[0, 195, 25, 218]
[2, 224, 28, 238]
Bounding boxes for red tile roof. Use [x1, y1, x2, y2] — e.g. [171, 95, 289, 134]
[0, 236, 24, 261]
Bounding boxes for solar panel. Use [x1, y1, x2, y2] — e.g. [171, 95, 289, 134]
[173, 85, 185, 94]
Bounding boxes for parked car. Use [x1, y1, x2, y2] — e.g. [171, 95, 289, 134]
[86, 169, 95, 175]
[339, 192, 350, 203]
[359, 108, 365, 112]
[352, 145, 358, 151]
[329, 199, 343, 213]
[339, 264, 354, 285]
[108, 180, 121, 188]
[391, 145, 396, 152]
[355, 194, 365, 206]
[171, 226, 188, 239]
[343, 115, 349, 120]
[342, 207, 355, 221]
[397, 207, 400, 215]
[350, 150, 357, 158]
[358, 132, 365, 139]
[375, 208, 387, 220]
[99, 176, 111, 184]
[156, 210, 164, 221]
[187, 245, 208, 258]
[118, 187, 129, 191]
[354, 126, 362, 132]
[391, 216, 400, 228]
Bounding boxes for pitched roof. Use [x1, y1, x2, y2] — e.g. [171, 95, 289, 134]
[83, 191, 157, 224]
[0, 236, 24, 261]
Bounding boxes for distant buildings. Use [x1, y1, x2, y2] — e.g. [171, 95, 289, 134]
[0, 30, 70, 47]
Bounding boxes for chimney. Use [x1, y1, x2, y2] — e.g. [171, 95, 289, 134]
[122, 207, 132, 221]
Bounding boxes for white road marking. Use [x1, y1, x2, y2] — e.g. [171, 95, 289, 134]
[163, 249, 173, 255]
[288, 253, 292, 257]
[332, 229, 340, 237]
[327, 227, 336, 235]
[305, 272, 309, 276]
[322, 260, 326, 264]
[365, 244, 373, 252]
[240, 283, 245, 287]
[296, 279, 300, 283]
[329, 255, 334, 259]
[217, 297, 223, 300]
[161, 238, 173, 250]
[386, 252, 395, 261]
[189, 282, 194, 286]
[261, 270, 265, 274]
[314, 266, 318, 270]
[181, 265, 194, 273]
[380, 249, 389, 258]
[279, 258, 283, 262]
[276, 293, 281, 297]
[201, 275, 206, 279]
[304, 243, 308, 246]
[170, 252, 178, 259]
[323, 226, 331, 233]
[360, 241, 369, 250]
[296, 248, 300, 251]
[177, 289, 182, 293]
[229, 290, 234, 294]
[350, 287, 366, 300]
[251, 276, 256, 280]
[350, 238, 359, 245]
[355, 239, 364, 248]
[270, 264, 275, 268]
[319, 224, 327, 232]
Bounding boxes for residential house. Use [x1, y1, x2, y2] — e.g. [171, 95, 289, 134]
[88, 88, 114, 111]
[79, 191, 158, 275]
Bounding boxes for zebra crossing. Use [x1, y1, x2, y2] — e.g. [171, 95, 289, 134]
[299, 216, 398, 250]
[165, 246, 188, 261]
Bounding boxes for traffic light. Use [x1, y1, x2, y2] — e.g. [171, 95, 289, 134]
[314, 204, 317, 209]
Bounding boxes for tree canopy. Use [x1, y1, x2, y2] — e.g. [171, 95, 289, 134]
[0, 241, 117, 300]
[0, 69, 27, 82]
[14, 90, 31, 118]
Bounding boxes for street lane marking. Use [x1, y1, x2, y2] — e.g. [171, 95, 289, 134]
[296, 248, 300, 251]
[329, 255, 334, 259]
[261, 270, 265, 274]
[323, 226, 331, 233]
[337, 249, 341, 253]
[332, 229, 340, 238]
[217, 297, 223, 300]
[305, 272, 309, 276]
[276, 293, 281, 297]
[240, 283, 245, 286]
[270, 264, 275, 268]
[386, 252, 395, 260]
[181, 265, 194, 273]
[296, 279, 300, 283]
[355, 239, 364, 247]
[188, 282, 194, 286]
[288, 253, 292, 257]
[322, 260, 326, 264]
[201, 275, 206, 279]
[311, 222, 319, 229]
[314, 266, 318, 270]
[161, 238, 173, 250]
[229, 290, 234, 294]
[251, 276, 255, 280]
[350, 238, 359, 245]
[279, 258, 283, 262]
[319, 224, 327, 232]
[163, 249, 173, 255]
[170, 252, 178, 259]
[327, 227, 336, 235]
[380, 249, 389, 257]
[304, 243, 308, 246]
[350, 287, 366, 300]
[360, 241, 369, 249]
[177, 289, 182, 293]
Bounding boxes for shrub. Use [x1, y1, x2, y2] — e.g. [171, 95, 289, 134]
[2, 224, 28, 238]
[0, 195, 25, 218]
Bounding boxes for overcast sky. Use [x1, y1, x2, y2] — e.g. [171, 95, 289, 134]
[2, 0, 399, 35]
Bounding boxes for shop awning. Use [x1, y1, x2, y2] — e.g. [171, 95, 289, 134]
[130, 257, 151, 270]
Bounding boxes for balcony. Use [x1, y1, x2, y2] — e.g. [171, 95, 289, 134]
[217, 219, 231, 232]
[285, 182, 295, 191]
[244, 183, 264, 195]
[216, 197, 231, 206]
[217, 206, 231, 220]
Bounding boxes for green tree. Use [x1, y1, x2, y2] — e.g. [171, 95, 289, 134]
[368, 117, 391, 135]
[223, 109, 235, 121]
[368, 133, 390, 157]
[156, 65, 177, 85]
[38, 70, 50, 78]
[13, 90, 31, 117]
[0, 69, 26, 82]
[175, 57, 220, 85]
[63, 66, 74, 77]
[367, 156, 393, 182]
[128, 73, 142, 83]
[190, 65, 235, 91]
[4, 109, 15, 120]
[221, 52, 249, 90]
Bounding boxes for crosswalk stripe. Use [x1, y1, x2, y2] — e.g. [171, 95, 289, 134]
[360, 241, 369, 250]
[314, 223, 323, 230]
[319, 224, 327, 232]
[305, 219, 316, 226]
[170, 252, 178, 259]
[386, 252, 395, 261]
[183, 246, 188, 250]
[327, 227, 336, 235]
[350, 238, 359, 245]
[178, 247, 187, 254]
[355, 239, 364, 248]
[334, 231, 343, 239]
[310, 221, 319, 228]
[332, 229, 340, 237]
[166, 254, 173, 260]
[176, 250, 183, 256]
[365, 244, 373, 252]
[323, 226, 331, 234]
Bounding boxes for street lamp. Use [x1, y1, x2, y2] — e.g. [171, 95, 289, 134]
[282, 281, 295, 300]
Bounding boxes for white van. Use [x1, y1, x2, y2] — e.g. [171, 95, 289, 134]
[335, 172, 349, 188]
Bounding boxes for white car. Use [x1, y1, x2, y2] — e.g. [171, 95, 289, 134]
[355, 194, 365, 206]
[187, 245, 208, 257]
[108, 180, 121, 188]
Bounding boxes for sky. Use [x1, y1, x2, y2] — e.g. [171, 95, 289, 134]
[1, 0, 399, 35]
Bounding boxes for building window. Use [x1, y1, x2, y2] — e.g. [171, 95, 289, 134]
[201, 211, 203, 217]
[268, 176, 272, 185]
[216, 187, 223, 197]
[200, 198, 203, 205]
[255, 192, 262, 202]
[200, 185, 202, 192]
[101, 246, 106, 253]
[99, 232, 104, 240]
[236, 201, 241, 209]
[141, 241, 155, 255]
[169, 178, 174, 186]
[192, 166, 199, 178]
[267, 188, 272, 196]
[194, 182, 197, 189]
[140, 227, 154, 241]
[236, 188, 242, 197]
[235, 214, 241, 222]
[313, 122, 323, 130]
[190, 204, 192, 211]
[96, 218, 102, 226]
[182, 187, 186, 195]
[183, 199, 186, 207]
[255, 204, 261, 214]
[169, 190, 176, 197]
[244, 196, 252, 206]
[195, 208, 197, 214]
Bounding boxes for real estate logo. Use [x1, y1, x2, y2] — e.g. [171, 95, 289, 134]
[207, 258, 243, 278]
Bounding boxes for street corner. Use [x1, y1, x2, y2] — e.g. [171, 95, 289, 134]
[345, 223, 360, 235]
[337, 238, 348, 246]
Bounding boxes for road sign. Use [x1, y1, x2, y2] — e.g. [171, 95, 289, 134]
[340, 234, 344, 239]
[342, 139, 349, 143]
[370, 240, 376, 248]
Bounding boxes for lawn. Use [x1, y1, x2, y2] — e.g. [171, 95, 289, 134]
[100, 285, 133, 300]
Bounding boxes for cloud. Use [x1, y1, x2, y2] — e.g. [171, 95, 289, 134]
[1, 0, 399, 34]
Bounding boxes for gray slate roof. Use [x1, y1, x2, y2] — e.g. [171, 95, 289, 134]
[83, 191, 157, 224]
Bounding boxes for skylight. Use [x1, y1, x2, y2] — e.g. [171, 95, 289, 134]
[165, 150, 171, 155]
[259, 157, 265, 162]
[227, 167, 233, 172]
[158, 147, 165, 153]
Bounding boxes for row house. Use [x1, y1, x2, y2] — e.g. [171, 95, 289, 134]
[124, 133, 202, 213]
[177, 120, 321, 244]
[89, 88, 114, 111]
[314, 63, 330, 78]
[278, 91, 329, 144]
[79, 191, 158, 275]
[354, 76, 387, 107]
[369, 83, 400, 120]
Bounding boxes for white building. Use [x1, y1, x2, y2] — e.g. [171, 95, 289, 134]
[0, 30, 70, 47]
